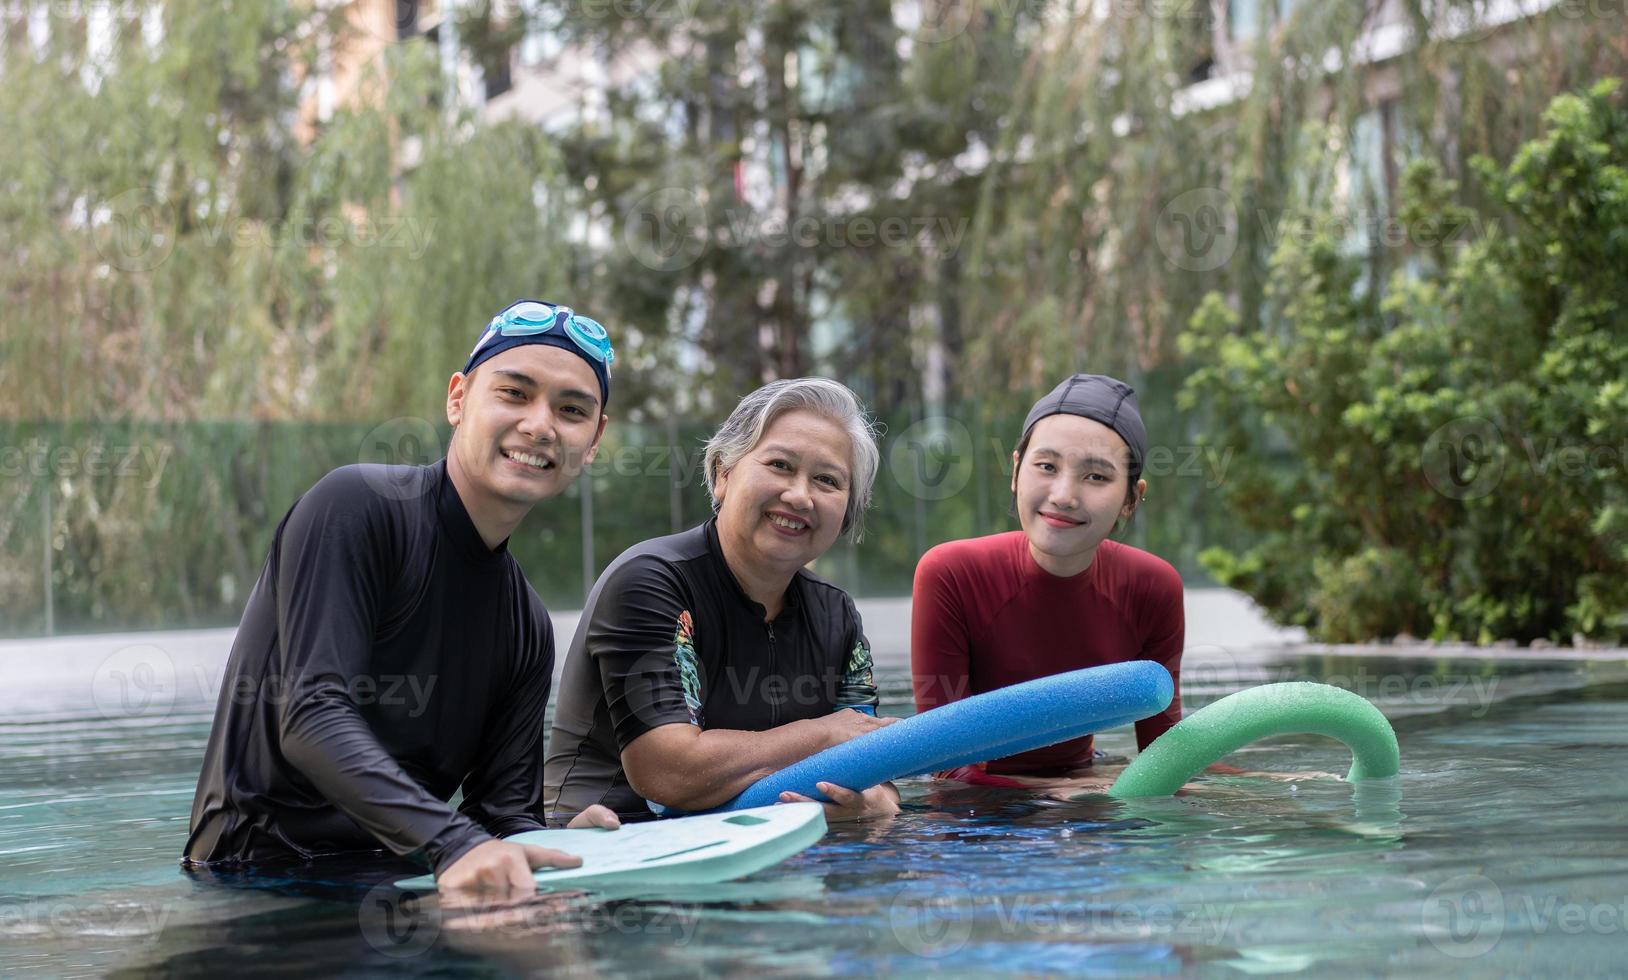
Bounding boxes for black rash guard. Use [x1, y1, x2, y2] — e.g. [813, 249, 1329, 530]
[541, 520, 878, 825]
[184, 459, 554, 875]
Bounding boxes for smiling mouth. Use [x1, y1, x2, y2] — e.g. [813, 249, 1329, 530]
[502, 448, 556, 472]
[766, 512, 811, 533]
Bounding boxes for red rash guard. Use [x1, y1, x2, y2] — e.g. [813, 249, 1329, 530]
[911, 531, 1185, 781]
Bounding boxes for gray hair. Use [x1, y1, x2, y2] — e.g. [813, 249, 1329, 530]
[703, 377, 882, 541]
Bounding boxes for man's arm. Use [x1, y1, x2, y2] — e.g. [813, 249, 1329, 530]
[456, 591, 554, 839]
[269, 473, 495, 875]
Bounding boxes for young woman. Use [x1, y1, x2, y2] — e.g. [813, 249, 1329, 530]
[911, 374, 1181, 792]
[912, 374, 1329, 794]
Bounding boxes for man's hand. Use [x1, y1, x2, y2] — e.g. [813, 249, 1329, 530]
[779, 781, 899, 822]
[816, 710, 897, 750]
[437, 839, 581, 897]
[565, 805, 621, 830]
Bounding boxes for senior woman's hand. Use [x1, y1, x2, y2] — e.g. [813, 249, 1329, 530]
[817, 708, 898, 748]
[779, 781, 900, 822]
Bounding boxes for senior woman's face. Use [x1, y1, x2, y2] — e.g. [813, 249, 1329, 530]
[714, 408, 852, 573]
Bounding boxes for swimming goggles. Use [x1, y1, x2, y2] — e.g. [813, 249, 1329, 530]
[467, 300, 616, 367]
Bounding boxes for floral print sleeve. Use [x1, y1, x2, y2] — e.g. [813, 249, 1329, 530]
[834, 635, 879, 716]
[673, 609, 704, 727]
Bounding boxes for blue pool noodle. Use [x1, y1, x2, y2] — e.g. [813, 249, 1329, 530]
[717, 660, 1174, 811]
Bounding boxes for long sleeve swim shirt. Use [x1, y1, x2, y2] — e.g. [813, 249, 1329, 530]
[911, 532, 1184, 775]
[184, 459, 554, 875]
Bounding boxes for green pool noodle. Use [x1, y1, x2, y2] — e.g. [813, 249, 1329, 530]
[1108, 681, 1400, 798]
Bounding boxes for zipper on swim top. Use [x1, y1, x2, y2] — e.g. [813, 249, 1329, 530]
[765, 620, 778, 727]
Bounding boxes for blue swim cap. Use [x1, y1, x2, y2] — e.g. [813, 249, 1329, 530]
[462, 300, 614, 408]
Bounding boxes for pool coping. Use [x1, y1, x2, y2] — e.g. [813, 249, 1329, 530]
[1268, 641, 1628, 663]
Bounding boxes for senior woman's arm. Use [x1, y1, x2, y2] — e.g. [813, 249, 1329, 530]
[586, 554, 894, 814]
[621, 710, 891, 812]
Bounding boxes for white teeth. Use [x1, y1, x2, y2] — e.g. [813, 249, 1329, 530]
[768, 514, 808, 530]
[505, 450, 551, 470]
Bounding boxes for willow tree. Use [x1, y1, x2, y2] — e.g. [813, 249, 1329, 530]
[0, 0, 573, 423]
[946, 0, 1624, 389]
[511, 0, 1040, 417]
[0, 1, 575, 632]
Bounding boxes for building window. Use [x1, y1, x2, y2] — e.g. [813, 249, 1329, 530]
[483, 46, 512, 101]
[396, 0, 421, 40]
[1229, 0, 1301, 39]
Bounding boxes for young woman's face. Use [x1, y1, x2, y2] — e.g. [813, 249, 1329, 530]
[714, 408, 852, 576]
[1011, 414, 1141, 574]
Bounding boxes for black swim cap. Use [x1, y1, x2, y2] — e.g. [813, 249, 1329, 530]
[1020, 374, 1148, 481]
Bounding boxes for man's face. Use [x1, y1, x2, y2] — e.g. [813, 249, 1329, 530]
[713, 409, 853, 575]
[445, 344, 606, 507]
[1011, 414, 1137, 571]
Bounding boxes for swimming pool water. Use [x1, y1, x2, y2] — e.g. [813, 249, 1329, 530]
[3, 649, 1626, 976]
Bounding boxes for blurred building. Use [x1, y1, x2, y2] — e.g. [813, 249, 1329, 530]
[300, 0, 1571, 400]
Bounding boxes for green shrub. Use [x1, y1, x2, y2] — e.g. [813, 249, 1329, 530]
[1181, 80, 1628, 645]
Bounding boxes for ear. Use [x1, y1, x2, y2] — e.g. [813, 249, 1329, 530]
[582, 413, 609, 466]
[1009, 449, 1021, 496]
[446, 371, 470, 427]
[713, 461, 731, 504]
[1123, 477, 1148, 518]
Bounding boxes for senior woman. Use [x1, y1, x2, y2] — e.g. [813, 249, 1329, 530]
[542, 378, 899, 826]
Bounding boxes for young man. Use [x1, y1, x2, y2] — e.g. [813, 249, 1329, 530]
[185, 300, 620, 896]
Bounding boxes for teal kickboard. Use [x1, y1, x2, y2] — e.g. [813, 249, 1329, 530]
[395, 802, 826, 891]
